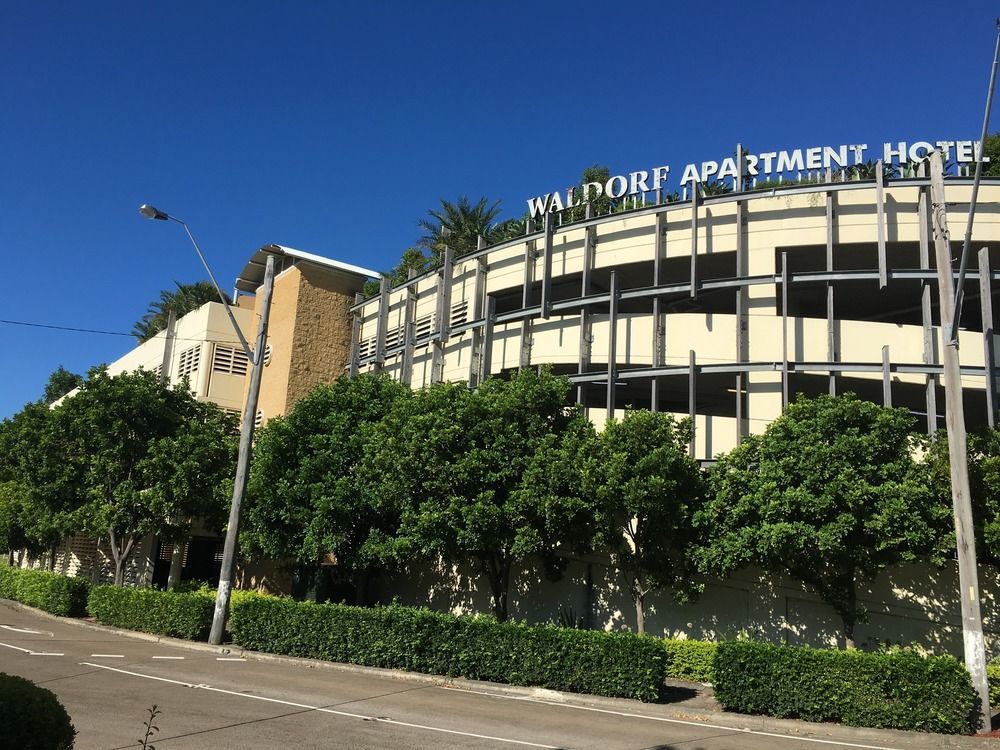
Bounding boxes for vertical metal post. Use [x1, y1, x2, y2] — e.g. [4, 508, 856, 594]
[781, 252, 789, 408]
[826, 184, 837, 395]
[875, 160, 888, 289]
[688, 350, 696, 458]
[979, 247, 997, 428]
[481, 295, 495, 381]
[577, 225, 594, 405]
[373, 277, 390, 373]
[690, 186, 699, 299]
[348, 292, 362, 377]
[652, 211, 665, 411]
[159, 310, 176, 384]
[919, 184, 937, 433]
[401, 270, 417, 385]
[540, 212, 554, 319]
[209, 253, 276, 646]
[882, 345, 892, 406]
[736, 163, 748, 440]
[469, 257, 488, 387]
[930, 150, 989, 730]
[431, 248, 453, 384]
[520, 240, 535, 369]
[606, 270, 618, 418]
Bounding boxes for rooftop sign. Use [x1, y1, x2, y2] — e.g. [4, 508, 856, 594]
[526, 140, 987, 218]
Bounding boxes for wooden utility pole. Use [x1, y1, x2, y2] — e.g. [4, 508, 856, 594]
[930, 151, 990, 730]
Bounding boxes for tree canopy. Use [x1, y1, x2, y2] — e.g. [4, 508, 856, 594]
[41, 366, 83, 405]
[362, 368, 590, 620]
[49, 369, 238, 584]
[243, 374, 410, 598]
[132, 281, 229, 342]
[694, 394, 952, 647]
[588, 411, 705, 634]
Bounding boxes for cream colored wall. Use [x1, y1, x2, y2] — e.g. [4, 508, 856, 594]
[356, 181, 1000, 456]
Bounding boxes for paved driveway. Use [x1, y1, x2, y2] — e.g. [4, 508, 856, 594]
[0, 600, 978, 749]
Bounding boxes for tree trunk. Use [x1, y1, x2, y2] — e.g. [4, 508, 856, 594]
[840, 573, 858, 649]
[635, 591, 646, 635]
[166, 535, 187, 591]
[483, 557, 510, 621]
[107, 529, 138, 587]
[48, 545, 56, 572]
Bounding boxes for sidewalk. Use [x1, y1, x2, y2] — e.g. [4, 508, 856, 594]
[6, 598, 999, 750]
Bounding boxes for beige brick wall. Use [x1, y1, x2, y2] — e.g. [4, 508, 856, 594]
[249, 262, 363, 425]
[286, 265, 356, 407]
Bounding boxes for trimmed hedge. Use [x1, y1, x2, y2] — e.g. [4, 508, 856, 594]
[230, 596, 665, 701]
[0, 566, 90, 617]
[0, 672, 76, 749]
[87, 585, 213, 640]
[989, 661, 1000, 708]
[662, 638, 715, 682]
[713, 640, 977, 734]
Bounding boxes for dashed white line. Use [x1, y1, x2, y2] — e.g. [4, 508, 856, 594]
[90, 654, 125, 658]
[0, 641, 33, 654]
[215, 657, 245, 661]
[442, 686, 903, 750]
[80, 662, 558, 748]
[29, 652, 63, 656]
[151, 656, 185, 660]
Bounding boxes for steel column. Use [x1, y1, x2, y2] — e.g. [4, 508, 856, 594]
[577, 224, 595, 405]
[688, 349, 696, 458]
[826, 183, 837, 395]
[919, 184, 938, 433]
[980, 248, 997, 427]
[606, 270, 618, 418]
[469, 256, 488, 387]
[875, 160, 888, 289]
[374, 277, 390, 372]
[349, 292, 362, 377]
[882, 345, 892, 406]
[401, 269, 417, 385]
[540, 212, 554, 319]
[781, 252, 789, 408]
[652, 211, 665, 411]
[690, 187, 699, 299]
[481, 295, 496, 381]
[520, 239, 535, 369]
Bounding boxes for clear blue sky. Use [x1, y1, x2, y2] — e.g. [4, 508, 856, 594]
[0, 0, 995, 417]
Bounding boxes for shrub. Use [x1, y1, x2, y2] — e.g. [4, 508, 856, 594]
[988, 661, 1000, 708]
[87, 585, 213, 640]
[0, 672, 76, 749]
[661, 638, 715, 682]
[230, 596, 665, 701]
[0, 566, 90, 616]
[713, 640, 977, 734]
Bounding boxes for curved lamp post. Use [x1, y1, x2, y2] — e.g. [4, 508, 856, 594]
[139, 204, 276, 645]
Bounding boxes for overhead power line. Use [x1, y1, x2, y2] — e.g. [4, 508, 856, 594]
[0, 318, 243, 346]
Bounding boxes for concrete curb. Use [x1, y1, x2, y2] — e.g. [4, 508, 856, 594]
[4, 599, 997, 748]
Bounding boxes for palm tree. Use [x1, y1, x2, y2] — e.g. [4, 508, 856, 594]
[132, 281, 229, 342]
[417, 196, 505, 264]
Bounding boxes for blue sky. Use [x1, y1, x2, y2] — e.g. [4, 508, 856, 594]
[0, 0, 995, 417]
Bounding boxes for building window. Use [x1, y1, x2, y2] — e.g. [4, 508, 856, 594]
[212, 344, 249, 377]
[177, 345, 201, 380]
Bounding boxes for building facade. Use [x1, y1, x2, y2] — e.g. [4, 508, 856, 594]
[351, 174, 1000, 460]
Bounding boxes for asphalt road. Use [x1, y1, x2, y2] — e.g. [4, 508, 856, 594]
[0, 601, 954, 749]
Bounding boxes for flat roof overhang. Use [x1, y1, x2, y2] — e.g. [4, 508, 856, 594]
[235, 244, 380, 294]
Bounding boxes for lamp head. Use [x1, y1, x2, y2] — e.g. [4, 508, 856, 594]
[138, 204, 169, 221]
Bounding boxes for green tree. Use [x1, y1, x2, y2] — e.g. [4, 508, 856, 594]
[363, 369, 586, 620]
[921, 427, 1000, 564]
[362, 247, 431, 299]
[41, 366, 83, 405]
[589, 411, 705, 634]
[980, 131, 1000, 177]
[417, 196, 505, 263]
[694, 394, 951, 648]
[51, 370, 237, 585]
[132, 281, 229, 342]
[242, 374, 410, 600]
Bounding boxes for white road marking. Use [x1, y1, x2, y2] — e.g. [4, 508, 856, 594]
[151, 656, 185, 660]
[0, 640, 62, 656]
[0, 641, 33, 653]
[442, 686, 904, 750]
[80, 662, 558, 748]
[0, 624, 51, 636]
[90, 654, 125, 658]
[215, 657, 245, 661]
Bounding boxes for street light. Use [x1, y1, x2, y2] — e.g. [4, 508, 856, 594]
[139, 203, 276, 646]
